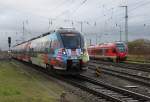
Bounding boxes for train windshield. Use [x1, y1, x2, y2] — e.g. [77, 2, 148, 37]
[60, 33, 84, 49]
[116, 43, 126, 52]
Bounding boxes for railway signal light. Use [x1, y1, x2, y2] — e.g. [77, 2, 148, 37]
[8, 37, 11, 50]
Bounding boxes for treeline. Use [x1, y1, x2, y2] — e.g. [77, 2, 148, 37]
[128, 39, 150, 55]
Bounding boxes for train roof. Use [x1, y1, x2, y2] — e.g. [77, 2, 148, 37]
[88, 42, 125, 48]
[56, 27, 80, 34]
[13, 28, 80, 47]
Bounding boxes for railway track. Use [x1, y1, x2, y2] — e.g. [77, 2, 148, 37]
[90, 60, 150, 73]
[15, 60, 150, 102]
[88, 63, 150, 87]
[77, 74, 150, 102]
[63, 74, 150, 102]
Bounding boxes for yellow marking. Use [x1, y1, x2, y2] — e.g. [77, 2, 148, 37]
[95, 66, 101, 77]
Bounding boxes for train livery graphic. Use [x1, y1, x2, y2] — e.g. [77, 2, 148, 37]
[12, 28, 89, 74]
[87, 42, 128, 62]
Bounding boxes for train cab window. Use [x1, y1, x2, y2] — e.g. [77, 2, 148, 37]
[60, 33, 83, 49]
[116, 43, 125, 52]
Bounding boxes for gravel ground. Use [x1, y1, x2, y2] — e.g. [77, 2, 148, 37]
[57, 78, 109, 102]
[83, 67, 150, 97]
[14, 60, 108, 102]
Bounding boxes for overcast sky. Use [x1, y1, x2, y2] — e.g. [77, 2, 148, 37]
[0, 0, 150, 50]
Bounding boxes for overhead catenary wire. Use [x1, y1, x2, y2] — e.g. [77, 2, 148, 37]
[55, 0, 88, 19]
[129, 0, 150, 13]
[13, 0, 150, 44]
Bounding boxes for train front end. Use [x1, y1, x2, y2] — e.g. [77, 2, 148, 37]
[55, 30, 89, 74]
[116, 42, 128, 61]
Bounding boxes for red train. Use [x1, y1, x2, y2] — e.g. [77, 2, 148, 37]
[87, 42, 128, 62]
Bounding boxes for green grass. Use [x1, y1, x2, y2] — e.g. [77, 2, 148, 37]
[0, 61, 65, 102]
[127, 55, 150, 64]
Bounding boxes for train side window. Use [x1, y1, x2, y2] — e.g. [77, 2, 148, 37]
[102, 49, 105, 55]
[49, 41, 51, 47]
[95, 48, 100, 55]
[93, 49, 97, 54]
[113, 48, 116, 53]
[99, 49, 102, 55]
[106, 49, 109, 53]
[49, 40, 55, 54]
[29, 48, 33, 57]
[45, 48, 48, 53]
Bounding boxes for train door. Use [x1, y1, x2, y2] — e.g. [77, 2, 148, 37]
[102, 48, 105, 56]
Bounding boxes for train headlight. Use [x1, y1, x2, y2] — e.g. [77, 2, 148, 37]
[63, 51, 66, 55]
[62, 48, 67, 55]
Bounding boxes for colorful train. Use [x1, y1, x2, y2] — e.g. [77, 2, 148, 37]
[12, 28, 89, 75]
[87, 42, 128, 62]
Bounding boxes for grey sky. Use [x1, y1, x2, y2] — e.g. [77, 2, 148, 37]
[0, 0, 150, 50]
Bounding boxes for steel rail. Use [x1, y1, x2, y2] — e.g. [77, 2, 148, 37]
[14, 60, 150, 102]
[90, 60, 150, 73]
[89, 64, 150, 87]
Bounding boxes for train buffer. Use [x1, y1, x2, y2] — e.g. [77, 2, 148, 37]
[95, 66, 101, 77]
